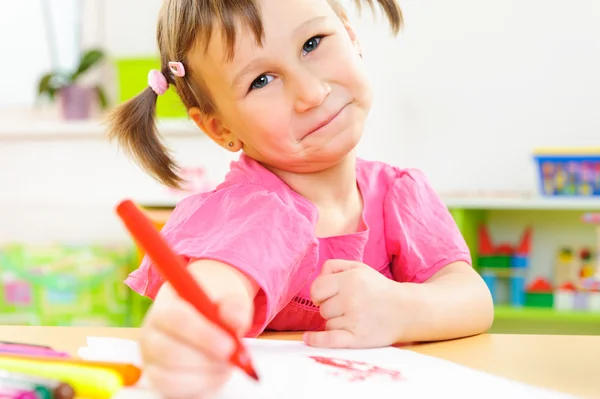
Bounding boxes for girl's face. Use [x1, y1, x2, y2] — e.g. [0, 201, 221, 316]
[189, 0, 373, 173]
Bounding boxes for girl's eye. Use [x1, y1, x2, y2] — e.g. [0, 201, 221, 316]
[249, 74, 274, 91]
[302, 36, 323, 55]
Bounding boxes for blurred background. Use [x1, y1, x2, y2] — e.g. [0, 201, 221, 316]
[0, 0, 599, 334]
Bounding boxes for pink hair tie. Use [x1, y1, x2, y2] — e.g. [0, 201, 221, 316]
[148, 69, 168, 96]
[168, 61, 186, 77]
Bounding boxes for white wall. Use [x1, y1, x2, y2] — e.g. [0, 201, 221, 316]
[354, 0, 600, 193]
[0, 123, 238, 245]
[0, 2, 52, 106]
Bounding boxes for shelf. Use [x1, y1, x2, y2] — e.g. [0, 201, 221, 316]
[494, 305, 600, 323]
[0, 109, 200, 140]
[442, 196, 600, 211]
[132, 196, 600, 227]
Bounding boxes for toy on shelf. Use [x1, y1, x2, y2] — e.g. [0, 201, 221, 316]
[525, 277, 554, 308]
[0, 243, 136, 326]
[532, 147, 600, 197]
[577, 213, 600, 311]
[582, 213, 600, 278]
[550, 246, 600, 312]
[554, 281, 576, 311]
[547, 212, 600, 313]
[478, 225, 532, 307]
[553, 247, 596, 289]
[578, 249, 596, 279]
[582, 278, 600, 311]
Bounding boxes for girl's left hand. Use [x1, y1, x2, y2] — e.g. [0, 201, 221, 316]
[303, 259, 410, 349]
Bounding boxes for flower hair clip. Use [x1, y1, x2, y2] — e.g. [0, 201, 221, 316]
[168, 61, 186, 77]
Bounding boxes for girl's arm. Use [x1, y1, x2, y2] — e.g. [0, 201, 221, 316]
[396, 261, 494, 343]
[151, 259, 260, 334]
[187, 259, 260, 305]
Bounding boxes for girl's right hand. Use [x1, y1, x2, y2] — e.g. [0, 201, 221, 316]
[138, 273, 255, 399]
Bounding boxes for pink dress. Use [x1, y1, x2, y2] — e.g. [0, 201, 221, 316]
[125, 154, 471, 337]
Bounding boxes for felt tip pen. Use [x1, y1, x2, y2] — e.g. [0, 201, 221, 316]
[0, 376, 53, 399]
[0, 343, 70, 359]
[0, 356, 123, 399]
[0, 370, 75, 399]
[0, 386, 37, 399]
[0, 342, 51, 349]
[0, 353, 141, 386]
[115, 199, 260, 381]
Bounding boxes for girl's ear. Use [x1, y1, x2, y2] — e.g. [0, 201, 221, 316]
[188, 107, 240, 152]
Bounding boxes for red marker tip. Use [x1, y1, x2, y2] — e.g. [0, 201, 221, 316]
[247, 367, 260, 381]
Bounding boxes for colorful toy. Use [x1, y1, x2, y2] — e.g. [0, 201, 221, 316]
[554, 281, 576, 311]
[478, 225, 532, 307]
[533, 147, 600, 196]
[0, 244, 136, 326]
[583, 279, 600, 311]
[477, 211, 600, 313]
[554, 247, 578, 289]
[578, 249, 596, 279]
[582, 213, 600, 280]
[525, 277, 554, 308]
[551, 245, 600, 312]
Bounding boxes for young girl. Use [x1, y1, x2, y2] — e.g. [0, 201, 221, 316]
[108, 0, 494, 397]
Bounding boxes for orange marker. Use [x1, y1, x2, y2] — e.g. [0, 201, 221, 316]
[115, 199, 259, 381]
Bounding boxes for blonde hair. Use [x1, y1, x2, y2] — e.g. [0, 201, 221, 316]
[107, 0, 403, 189]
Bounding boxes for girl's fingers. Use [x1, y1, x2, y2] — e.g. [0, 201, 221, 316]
[318, 294, 345, 320]
[310, 273, 340, 306]
[140, 327, 230, 370]
[144, 363, 232, 399]
[303, 328, 355, 349]
[145, 295, 235, 362]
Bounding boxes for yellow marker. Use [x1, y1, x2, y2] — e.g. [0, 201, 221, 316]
[0, 356, 123, 399]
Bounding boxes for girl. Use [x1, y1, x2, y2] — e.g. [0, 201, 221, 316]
[108, 0, 494, 397]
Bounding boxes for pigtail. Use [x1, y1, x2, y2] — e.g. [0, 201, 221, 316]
[353, 0, 403, 35]
[106, 79, 184, 190]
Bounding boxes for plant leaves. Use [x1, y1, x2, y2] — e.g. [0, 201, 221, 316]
[95, 85, 108, 109]
[37, 72, 56, 96]
[37, 71, 71, 102]
[72, 48, 105, 80]
[47, 87, 56, 101]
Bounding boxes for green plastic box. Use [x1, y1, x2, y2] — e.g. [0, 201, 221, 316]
[525, 292, 554, 308]
[114, 57, 188, 119]
[478, 255, 512, 268]
[0, 244, 136, 327]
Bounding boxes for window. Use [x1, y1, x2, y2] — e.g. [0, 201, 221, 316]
[0, 0, 91, 107]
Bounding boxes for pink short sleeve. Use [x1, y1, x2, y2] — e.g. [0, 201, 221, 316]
[384, 169, 471, 283]
[125, 184, 318, 337]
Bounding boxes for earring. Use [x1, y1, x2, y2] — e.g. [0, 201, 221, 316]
[228, 142, 234, 147]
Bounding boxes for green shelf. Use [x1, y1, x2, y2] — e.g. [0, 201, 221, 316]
[494, 306, 600, 322]
[490, 306, 600, 335]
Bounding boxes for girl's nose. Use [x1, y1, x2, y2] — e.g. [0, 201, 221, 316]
[292, 72, 331, 113]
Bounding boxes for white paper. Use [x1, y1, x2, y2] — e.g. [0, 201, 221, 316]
[78, 337, 579, 399]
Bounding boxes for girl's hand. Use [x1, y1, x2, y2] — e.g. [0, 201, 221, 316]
[304, 259, 408, 349]
[138, 261, 256, 399]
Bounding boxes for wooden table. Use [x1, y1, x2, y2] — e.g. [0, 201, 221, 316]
[0, 326, 597, 398]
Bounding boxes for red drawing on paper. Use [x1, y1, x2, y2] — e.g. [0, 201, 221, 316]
[308, 356, 404, 382]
